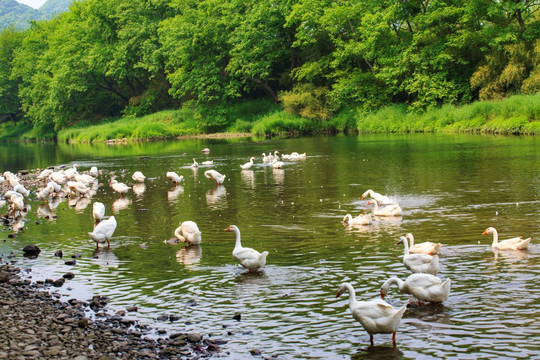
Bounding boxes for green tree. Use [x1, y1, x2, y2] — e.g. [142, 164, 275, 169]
[0, 25, 24, 122]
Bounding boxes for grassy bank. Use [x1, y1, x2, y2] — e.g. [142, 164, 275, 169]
[5, 93, 538, 143]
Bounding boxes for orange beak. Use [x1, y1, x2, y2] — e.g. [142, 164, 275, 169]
[380, 291, 385, 300]
[224, 225, 231, 232]
[361, 196, 365, 200]
[482, 230, 488, 235]
[335, 291, 340, 298]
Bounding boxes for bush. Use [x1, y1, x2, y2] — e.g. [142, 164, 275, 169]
[280, 84, 332, 121]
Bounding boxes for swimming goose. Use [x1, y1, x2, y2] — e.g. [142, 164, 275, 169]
[380, 273, 451, 304]
[240, 157, 256, 170]
[204, 170, 226, 185]
[397, 236, 439, 275]
[362, 189, 396, 205]
[343, 213, 372, 226]
[272, 157, 284, 169]
[191, 159, 199, 168]
[174, 221, 202, 245]
[367, 200, 402, 216]
[482, 227, 531, 250]
[336, 282, 407, 346]
[225, 225, 268, 271]
[405, 233, 442, 255]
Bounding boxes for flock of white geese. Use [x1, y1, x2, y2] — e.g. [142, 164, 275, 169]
[0, 149, 533, 347]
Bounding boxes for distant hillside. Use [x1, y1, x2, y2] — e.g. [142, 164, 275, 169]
[0, 0, 72, 29]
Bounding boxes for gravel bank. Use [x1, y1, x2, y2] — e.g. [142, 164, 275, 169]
[0, 262, 222, 359]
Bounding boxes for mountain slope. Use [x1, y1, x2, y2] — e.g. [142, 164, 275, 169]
[1, 0, 72, 29]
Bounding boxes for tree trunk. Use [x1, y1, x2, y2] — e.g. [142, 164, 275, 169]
[248, 77, 279, 103]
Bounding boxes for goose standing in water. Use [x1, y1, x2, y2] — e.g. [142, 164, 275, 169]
[380, 273, 451, 304]
[482, 227, 531, 250]
[109, 179, 130, 196]
[174, 221, 202, 245]
[336, 282, 407, 346]
[204, 170, 226, 185]
[397, 236, 439, 275]
[225, 225, 268, 271]
[166, 172, 184, 185]
[405, 233, 442, 255]
[93, 202, 106, 224]
[88, 216, 117, 249]
[191, 159, 199, 168]
[132, 171, 146, 183]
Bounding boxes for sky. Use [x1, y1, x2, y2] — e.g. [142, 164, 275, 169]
[15, 0, 47, 9]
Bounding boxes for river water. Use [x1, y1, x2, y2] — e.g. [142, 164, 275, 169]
[1, 134, 539, 359]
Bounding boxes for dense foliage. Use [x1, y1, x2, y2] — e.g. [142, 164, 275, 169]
[0, 0, 539, 138]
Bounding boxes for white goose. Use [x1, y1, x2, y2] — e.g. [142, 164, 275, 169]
[174, 221, 202, 245]
[37, 169, 53, 181]
[405, 233, 442, 255]
[397, 236, 439, 275]
[166, 171, 184, 184]
[262, 153, 270, 163]
[88, 216, 117, 249]
[482, 227, 531, 250]
[380, 273, 451, 304]
[204, 170, 226, 185]
[343, 213, 372, 226]
[362, 189, 396, 205]
[132, 171, 146, 183]
[225, 225, 268, 271]
[92, 202, 106, 224]
[89, 166, 99, 178]
[336, 283, 407, 346]
[240, 157, 256, 170]
[67, 181, 90, 197]
[109, 179, 130, 196]
[191, 158, 199, 168]
[272, 157, 284, 169]
[13, 184, 30, 198]
[367, 200, 402, 216]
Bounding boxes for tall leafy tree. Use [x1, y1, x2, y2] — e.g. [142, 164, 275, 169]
[0, 25, 24, 122]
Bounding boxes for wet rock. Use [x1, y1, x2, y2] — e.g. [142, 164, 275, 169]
[54, 250, 63, 258]
[169, 314, 181, 322]
[0, 272, 9, 283]
[186, 299, 197, 306]
[64, 260, 76, 266]
[78, 318, 89, 328]
[116, 310, 126, 316]
[186, 333, 202, 342]
[71, 252, 82, 258]
[169, 333, 185, 340]
[232, 312, 242, 321]
[250, 349, 262, 356]
[53, 278, 65, 287]
[22, 245, 41, 256]
[156, 315, 169, 322]
[126, 306, 138, 312]
[62, 272, 75, 280]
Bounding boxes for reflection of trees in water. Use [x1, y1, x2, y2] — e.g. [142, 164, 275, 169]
[112, 197, 132, 213]
[176, 245, 202, 269]
[206, 185, 227, 209]
[133, 183, 146, 197]
[168, 185, 184, 202]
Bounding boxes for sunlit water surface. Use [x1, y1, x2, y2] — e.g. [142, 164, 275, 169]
[1, 134, 539, 359]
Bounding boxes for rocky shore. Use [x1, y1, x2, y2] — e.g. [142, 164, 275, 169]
[0, 262, 223, 359]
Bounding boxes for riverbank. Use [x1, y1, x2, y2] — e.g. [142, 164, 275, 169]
[0, 260, 222, 359]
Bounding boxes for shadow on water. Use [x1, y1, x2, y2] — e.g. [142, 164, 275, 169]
[351, 345, 404, 360]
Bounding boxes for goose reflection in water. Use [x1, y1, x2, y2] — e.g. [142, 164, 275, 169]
[12, 215, 25, 232]
[176, 245, 202, 269]
[351, 345, 403, 360]
[168, 185, 184, 202]
[91, 248, 119, 268]
[37, 203, 56, 220]
[133, 183, 146, 197]
[272, 168, 284, 185]
[112, 197, 132, 213]
[73, 196, 91, 212]
[240, 169, 255, 188]
[206, 185, 226, 209]
[49, 196, 65, 210]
